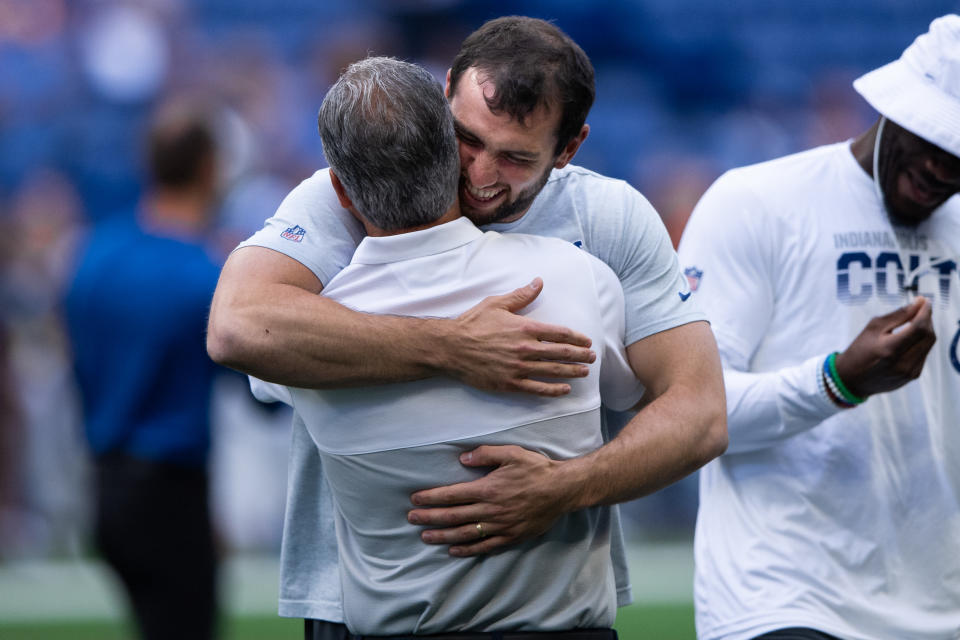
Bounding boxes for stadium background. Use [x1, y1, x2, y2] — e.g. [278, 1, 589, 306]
[0, 0, 955, 638]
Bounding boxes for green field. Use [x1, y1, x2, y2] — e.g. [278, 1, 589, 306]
[0, 604, 695, 640]
[0, 544, 695, 639]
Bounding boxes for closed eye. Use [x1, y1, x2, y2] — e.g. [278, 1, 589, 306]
[454, 123, 482, 148]
[503, 154, 534, 166]
[457, 133, 482, 148]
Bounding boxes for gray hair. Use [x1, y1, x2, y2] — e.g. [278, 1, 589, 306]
[318, 56, 459, 231]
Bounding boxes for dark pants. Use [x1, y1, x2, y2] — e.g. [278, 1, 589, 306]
[306, 620, 352, 640]
[305, 621, 618, 640]
[95, 454, 218, 640]
[753, 629, 842, 640]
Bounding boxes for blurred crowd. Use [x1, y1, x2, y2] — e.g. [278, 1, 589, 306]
[0, 0, 953, 560]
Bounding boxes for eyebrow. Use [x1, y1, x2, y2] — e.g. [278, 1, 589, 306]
[452, 119, 540, 162]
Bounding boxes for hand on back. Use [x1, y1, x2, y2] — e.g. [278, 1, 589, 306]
[445, 277, 596, 397]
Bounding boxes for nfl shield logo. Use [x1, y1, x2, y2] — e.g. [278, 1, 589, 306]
[281, 225, 306, 242]
[684, 266, 703, 292]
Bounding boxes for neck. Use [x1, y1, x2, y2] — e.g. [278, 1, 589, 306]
[363, 201, 462, 237]
[850, 119, 881, 178]
[141, 188, 212, 236]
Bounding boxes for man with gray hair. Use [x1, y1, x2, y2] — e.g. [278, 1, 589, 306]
[253, 55, 641, 637]
[679, 14, 960, 640]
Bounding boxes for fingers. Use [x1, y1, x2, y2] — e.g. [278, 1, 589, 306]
[908, 296, 933, 330]
[513, 350, 594, 371]
[416, 521, 514, 556]
[897, 332, 936, 379]
[410, 445, 531, 507]
[497, 278, 543, 313]
[886, 297, 935, 350]
[880, 296, 926, 331]
[842, 296, 938, 396]
[890, 299, 936, 375]
[478, 279, 593, 349]
[449, 536, 512, 557]
[458, 444, 521, 468]
[526, 322, 593, 350]
[409, 446, 521, 507]
[419, 520, 496, 544]
[409, 504, 490, 528]
[410, 480, 485, 508]
[509, 380, 573, 397]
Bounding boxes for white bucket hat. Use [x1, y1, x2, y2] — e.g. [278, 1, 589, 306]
[853, 14, 960, 159]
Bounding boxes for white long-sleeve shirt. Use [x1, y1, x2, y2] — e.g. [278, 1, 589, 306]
[679, 142, 960, 640]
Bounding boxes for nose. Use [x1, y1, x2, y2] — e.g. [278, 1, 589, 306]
[463, 149, 498, 188]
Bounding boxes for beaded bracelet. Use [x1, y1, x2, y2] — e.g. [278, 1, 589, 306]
[815, 359, 828, 399]
[825, 352, 865, 406]
[822, 366, 856, 409]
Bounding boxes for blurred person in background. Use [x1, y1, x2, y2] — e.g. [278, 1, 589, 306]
[679, 15, 960, 640]
[0, 320, 23, 556]
[208, 16, 726, 639]
[63, 97, 223, 640]
[0, 169, 88, 558]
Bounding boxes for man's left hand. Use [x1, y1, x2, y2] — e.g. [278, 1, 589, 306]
[407, 445, 578, 556]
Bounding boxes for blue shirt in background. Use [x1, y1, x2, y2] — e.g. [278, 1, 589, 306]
[64, 217, 222, 467]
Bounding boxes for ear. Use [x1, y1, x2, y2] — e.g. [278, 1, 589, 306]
[444, 68, 452, 99]
[328, 170, 354, 210]
[554, 124, 590, 169]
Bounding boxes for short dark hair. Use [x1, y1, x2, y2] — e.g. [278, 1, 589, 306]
[147, 100, 216, 189]
[449, 16, 595, 157]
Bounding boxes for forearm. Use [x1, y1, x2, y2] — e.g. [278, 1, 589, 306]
[722, 354, 843, 454]
[406, 322, 726, 553]
[563, 380, 727, 508]
[209, 249, 594, 394]
[557, 322, 728, 508]
[208, 279, 448, 388]
[564, 355, 842, 504]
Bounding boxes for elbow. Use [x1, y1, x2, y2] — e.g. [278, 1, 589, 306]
[705, 410, 729, 460]
[697, 353, 729, 462]
[695, 395, 729, 464]
[206, 313, 246, 371]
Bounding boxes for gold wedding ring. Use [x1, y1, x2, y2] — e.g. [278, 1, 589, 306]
[476, 522, 486, 538]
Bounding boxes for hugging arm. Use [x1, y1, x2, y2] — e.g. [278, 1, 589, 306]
[206, 246, 596, 394]
[407, 320, 728, 555]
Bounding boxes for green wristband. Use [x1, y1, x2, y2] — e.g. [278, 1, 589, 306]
[827, 352, 865, 405]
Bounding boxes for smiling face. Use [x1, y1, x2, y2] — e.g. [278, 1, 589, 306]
[446, 67, 586, 225]
[878, 120, 960, 226]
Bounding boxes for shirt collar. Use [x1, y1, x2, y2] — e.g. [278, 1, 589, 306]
[351, 217, 483, 265]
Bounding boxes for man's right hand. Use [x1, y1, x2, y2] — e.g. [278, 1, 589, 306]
[440, 277, 596, 397]
[834, 296, 936, 399]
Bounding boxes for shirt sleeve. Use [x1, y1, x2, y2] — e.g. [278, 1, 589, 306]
[721, 355, 843, 454]
[593, 181, 706, 346]
[679, 171, 842, 453]
[587, 254, 645, 411]
[235, 170, 365, 288]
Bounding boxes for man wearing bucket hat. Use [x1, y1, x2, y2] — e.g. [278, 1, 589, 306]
[678, 14, 960, 640]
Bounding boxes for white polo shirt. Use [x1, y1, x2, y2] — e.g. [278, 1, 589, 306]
[255, 217, 642, 634]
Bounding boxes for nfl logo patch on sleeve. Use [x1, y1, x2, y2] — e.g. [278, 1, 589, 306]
[684, 266, 703, 291]
[281, 225, 306, 242]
